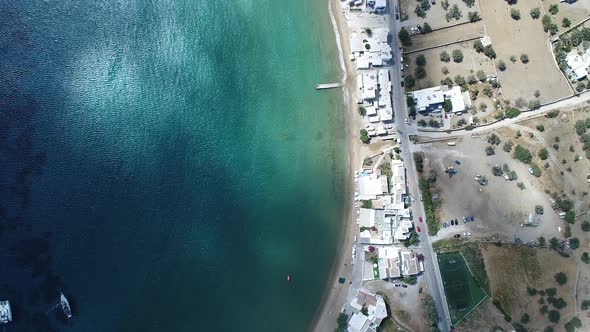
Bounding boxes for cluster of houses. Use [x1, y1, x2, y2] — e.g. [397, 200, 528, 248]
[565, 48, 590, 81]
[355, 159, 423, 281]
[347, 289, 388, 332]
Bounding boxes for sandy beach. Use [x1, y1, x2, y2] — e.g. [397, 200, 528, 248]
[309, 1, 364, 331]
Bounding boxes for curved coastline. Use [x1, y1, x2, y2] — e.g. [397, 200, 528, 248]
[309, 0, 362, 331]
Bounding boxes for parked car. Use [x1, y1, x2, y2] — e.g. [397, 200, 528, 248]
[454, 218, 458, 224]
[450, 220, 454, 226]
[453, 234, 461, 238]
[417, 226, 421, 233]
[402, 284, 408, 288]
[455, 160, 461, 165]
[419, 217, 423, 222]
[394, 283, 401, 287]
[442, 222, 448, 228]
[419, 287, 423, 293]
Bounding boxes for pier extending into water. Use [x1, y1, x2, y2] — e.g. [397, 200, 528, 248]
[315, 83, 342, 90]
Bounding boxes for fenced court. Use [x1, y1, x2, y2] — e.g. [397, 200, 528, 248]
[437, 251, 486, 324]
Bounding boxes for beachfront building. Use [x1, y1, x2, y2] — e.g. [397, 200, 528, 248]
[360, 70, 379, 101]
[363, 246, 421, 281]
[358, 208, 392, 245]
[408, 85, 471, 114]
[565, 49, 590, 81]
[357, 173, 388, 200]
[377, 246, 401, 278]
[348, 289, 388, 332]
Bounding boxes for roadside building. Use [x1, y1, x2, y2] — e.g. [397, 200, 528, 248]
[361, 71, 379, 101]
[401, 250, 423, 276]
[377, 246, 401, 278]
[565, 49, 590, 81]
[348, 289, 388, 332]
[0, 301, 12, 324]
[408, 85, 470, 114]
[359, 208, 392, 244]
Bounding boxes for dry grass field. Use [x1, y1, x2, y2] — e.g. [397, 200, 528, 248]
[454, 298, 513, 332]
[541, 0, 590, 29]
[478, 0, 572, 103]
[400, 0, 480, 30]
[482, 245, 578, 331]
[403, 22, 484, 52]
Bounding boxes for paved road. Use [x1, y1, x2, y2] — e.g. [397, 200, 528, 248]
[388, 3, 452, 331]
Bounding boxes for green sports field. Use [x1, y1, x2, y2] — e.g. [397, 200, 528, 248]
[438, 251, 487, 324]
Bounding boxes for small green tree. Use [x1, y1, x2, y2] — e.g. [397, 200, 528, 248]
[422, 22, 432, 33]
[416, 54, 427, 66]
[531, 7, 541, 19]
[582, 221, 590, 231]
[546, 287, 557, 297]
[538, 148, 548, 160]
[498, 60, 507, 71]
[569, 237, 580, 249]
[548, 4, 559, 15]
[360, 129, 370, 144]
[440, 51, 450, 62]
[454, 74, 466, 86]
[549, 310, 560, 323]
[473, 40, 484, 53]
[520, 313, 530, 324]
[452, 49, 464, 63]
[514, 145, 532, 163]
[511, 8, 521, 20]
[521, 54, 529, 63]
[415, 66, 427, 79]
[477, 70, 487, 82]
[404, 75, 415, 89]
[358, 106, 366, 116]
[484, 45, 496, 59]
[563, 17, 571, 28]
[582, 299, 590, 310]
[555, 272, 567, 285]
[468, 11, 480, 22]
[336, 313, 349, 332]
[399, 28, 411, 46]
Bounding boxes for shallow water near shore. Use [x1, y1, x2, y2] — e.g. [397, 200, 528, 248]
[0, 0, 347, 331]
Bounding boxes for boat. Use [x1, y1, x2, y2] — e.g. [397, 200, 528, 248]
[60, 293, 72, 319]
[287, 275, 291, 282]
[0, 300, 12, 324]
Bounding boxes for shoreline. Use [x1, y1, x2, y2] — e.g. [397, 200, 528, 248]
[309, 0, 362, 331]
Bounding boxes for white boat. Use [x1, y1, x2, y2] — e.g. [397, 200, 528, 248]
[0, 300, 12, 324]
[60, 293, 72, 319]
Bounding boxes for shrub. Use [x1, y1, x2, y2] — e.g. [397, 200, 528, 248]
[548, 4, 559, 15]
[582, 299, 590, 310]
[548, 310, 560, 323]
[498, 60, 506, 71]
[416, 54, 427, 66]
[505, 108, 521, 118]
[538, 148, 548, 160]
[538, 236, 547, 247]
[535, 205, 544, 214]
[540, 305, 549, 315]
[565, 211, 575, 224]
[536, 124, 545, 131]
[336, 313, 349, 331]
[531, 7, 541, 19]
[488, 133, 501, 145]
[486, 146, 495, 156]
[484, 45, 496, 59]
[404, 75, 415, 89]
[555, 272, 567, 285]
[520, 313, 530, 324]
[563, 17, 571, 28]
[582, 221, 590, 232]
[452, 49, 464, 63]
[440, 51, 450, 62]
[474, 40, 484, 53]
[422, 22, 432, 33]
[569, 237, 580, 249]
[358, 106, 366, 116]
[441, 77, 453, 86]
[576, 82, 586, 93]
[454, 74, 466, 86]
[531, 162, 542, 177]
[552, 297, 567, 309]
[529, 99, 541, 110]
[360, 129, 370, 143]
[546, 287, 557, 297]
[468, 11, 480, 22]
[546, 110, 560, 118]
[527, 287, 537, 296]
[399, 28, 411, 46]
[510, 8, 521, 20]
[520, 54, 529, 63]
[415, 66, 427, 79]
[514, 145, 532, 163]
[503, 140, 513, 152]
[446, 4, 462, 21]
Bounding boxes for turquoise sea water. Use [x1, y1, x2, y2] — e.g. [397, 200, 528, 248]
[0, 0, 347, 331]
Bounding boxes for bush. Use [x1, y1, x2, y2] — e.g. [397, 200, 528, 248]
[446, 4, 462, 21]
[484, 45, 496, 59]
[538, 148, 548, 160]
[563, 17, 571, 28]
[452, 49, 464, 63]
[565, 211, 575, 224]
[441, 76, 453, 86]
[498, 60, 506, 71]
[529, 99, 541, 110]
[454, 74, 466, 86]
[416, 54, 426, 66]
[576, 120, 587, 135]
[531, 7, 541, 19]
[404, 75, 415, 89]
[468, 11, 480, 22]
[360, 129, 370, 143]
[474, 40, 484, 53]
[540, 305, 549, 315]
[520, 54, 529, 63]
[443, 99, 452, 112]
[514, 145, 532, 163]
[546, 110, 560, 118]
[511, 8, 521, 20]
[415, 66, 427, 79]
[582, 221, 590, 232]
[569, 237, 580, 249]
[536, 124, 545, 132]
[531, 162, 542, 177]
[552, 297, 567, 309]
[549, 4, 559, 15]
[582, 299, 590, 310]
[555, 272, 567, 285]
[505, 108, 521, 118]
[503, 140, 513, 152]
[486, 146, 495, 156]
[422, 22, 432, 33]
[527, 287, 537, 296]
[549, 310, 560, 323]
[565, 317, 582, 332]
[546, 287, 557, 297]
[358, 106, 366, 116]
[535, 205, 544, 215]
[399, 28, 411, 46]
[440, 51, 450, 62]
[520, 313, 530, 324]
[576, 82, 586, 93]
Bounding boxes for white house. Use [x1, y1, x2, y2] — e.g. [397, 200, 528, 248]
[409, 85, 470, 114]
[565, 49, 590, 81]
[348, 289, 388, 332]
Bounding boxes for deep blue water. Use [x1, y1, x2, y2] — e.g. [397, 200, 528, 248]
[0, 1, 347, 331]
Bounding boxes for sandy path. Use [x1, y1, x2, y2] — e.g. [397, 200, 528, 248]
[308, 1, 364, 331]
